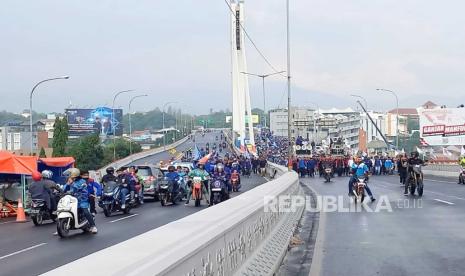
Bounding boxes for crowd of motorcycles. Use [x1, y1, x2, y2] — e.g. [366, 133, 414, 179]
[28, 131, 249, 238]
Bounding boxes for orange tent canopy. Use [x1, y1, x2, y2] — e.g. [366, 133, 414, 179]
[0, 151, 38, 175]
[39, 157, 75, 167]
[198, 153, 212, 164]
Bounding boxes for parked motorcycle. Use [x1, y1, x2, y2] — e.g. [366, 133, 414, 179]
[352, 176, 367, 204]
[408, 164, 424, 196]
[99, 182, 131, 217]
[459, 166, 465, 184]
[56, 194, 92, 238]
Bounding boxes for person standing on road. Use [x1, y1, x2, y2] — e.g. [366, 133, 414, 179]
[398, 154, 408, 186]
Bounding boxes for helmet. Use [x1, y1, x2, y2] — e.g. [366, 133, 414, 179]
[41, 170, 53, 179]
[106, 167, 115, 174]
[411, 151, 419, 158]
[216, 163, 224, 172]
[32, 171, 42, 181]
[63, 168, 80, 178]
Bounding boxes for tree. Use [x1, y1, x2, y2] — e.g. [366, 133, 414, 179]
[52, 117, 69, 157]
[39, 147, 46, 158]
[68, 134, 104, 171]
[102, 138, 142, 164]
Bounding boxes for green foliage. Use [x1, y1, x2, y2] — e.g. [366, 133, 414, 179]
[67, 134, 105, 171]
[52, 117, 68, 157]
[122, 108, 178, 133]
[39, 147, 46, 158]
[102, 138, 142, 164]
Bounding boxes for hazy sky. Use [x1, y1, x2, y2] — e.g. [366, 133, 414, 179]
[1, 0, 464, 115]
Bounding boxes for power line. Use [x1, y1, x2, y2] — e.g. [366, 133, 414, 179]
[224, 0, 285, 77]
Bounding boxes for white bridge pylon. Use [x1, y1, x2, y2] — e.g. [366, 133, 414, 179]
[231, 0, 255, 153]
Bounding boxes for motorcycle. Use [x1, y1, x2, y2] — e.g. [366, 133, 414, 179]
[231, 172, 241, 192]
[99, 182, 131, 217]
[210, 178, 229, 205]
[158, 177, 182, 206]
[408, 164, 424, 196]
[459, 166, 465, 184]
[191, 177, 203, 207]
[30, 198, 57, 226]
[324, 167, 333, 183]
[352, 176, 367, 204]
[56, 194, 92, 238]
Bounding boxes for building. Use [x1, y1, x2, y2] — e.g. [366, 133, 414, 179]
[0, 122, 48, 155]
[269, 109, 289, 137]
[39, 114, 58, 139]
[270, 107, 321, 141]
[270, 107, 362, 148]
[326, 113, 361, 149]
[386, 108, 418, 137]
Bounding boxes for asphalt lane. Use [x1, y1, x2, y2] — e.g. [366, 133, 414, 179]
[0, 131, 266, 276]
[304, 173, 465, 276]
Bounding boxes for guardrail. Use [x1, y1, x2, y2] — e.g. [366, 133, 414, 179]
[44, 163, 303, 276]
[98, 136, 190, 175]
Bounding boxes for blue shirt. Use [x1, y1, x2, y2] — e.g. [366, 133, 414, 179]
[64, 179, 89, 209]
[351, 163, 369, 177]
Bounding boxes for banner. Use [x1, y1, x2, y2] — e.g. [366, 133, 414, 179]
[419, 108, 465, 146]
[66, 107, 123, 137]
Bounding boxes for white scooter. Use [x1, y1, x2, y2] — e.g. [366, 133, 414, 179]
[56, 194, 92, 238]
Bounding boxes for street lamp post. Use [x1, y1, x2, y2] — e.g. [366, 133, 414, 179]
[112, 90, 134, 161]
[128, 94, 148, 155]
[162, 101, 177, 150]
[29, 76, 70, 155]
[350, 94, 369, 150]
[286, 0, 292, 171]
[377, 88, 399, 149]
[240, 71, 285, 128]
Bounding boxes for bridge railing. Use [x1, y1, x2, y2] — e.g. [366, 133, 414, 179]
[44, 163, 303, 276]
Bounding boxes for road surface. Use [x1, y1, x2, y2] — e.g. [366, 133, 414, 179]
[0, 131, 266, 276]
[303, 173, 465, 276]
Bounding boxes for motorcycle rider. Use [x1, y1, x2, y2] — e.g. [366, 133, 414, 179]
[185, 162, 210, 205]
[165, 165, 181, 201]
[116, 168, 135, 209]
[211, 163, 230, 204]
[29, 171, 53, 214]
[348, 157, 376, 202]
[129, 166, 144, 205]
[404, 151, 424, 196]
[63, 168, 97, 234]
[41, 170, 61, 213]
[102, 167, 117, 185]
[80, 170, 102, 215]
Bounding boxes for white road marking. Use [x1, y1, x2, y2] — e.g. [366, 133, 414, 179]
[0, 221, 16, 225]
[0, 243, 47, 261]
[109, 214, 139, 223]
[425, 179, 457, 184]
[433, 199, 455, 205]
